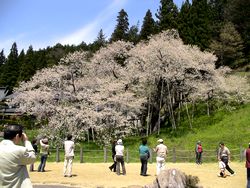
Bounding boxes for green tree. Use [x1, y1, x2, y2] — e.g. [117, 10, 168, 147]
[90, 29, 107, 52]
[178, 0, 192, 44]
[0, 50, 6, 85]
[155, 0, 179, 31]
[18, 46, 36, 82]
[184, 0, 213, 50]
[110, 9, 129, 42]
[226, 0, 250, 62]
[127, 23, 140, 44]
[0, 50, 6, 68]
[140, 9, 157, 40]
[0, 42, 20, 91]
[209, 0, 228, 37]
[210, 22, 245, 68]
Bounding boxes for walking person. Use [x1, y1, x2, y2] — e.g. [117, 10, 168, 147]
[195, 141, 203, 165]
[0, 124, 36, 188]
[154, 139, 168, 175]
[245, 143, 250, 188]
[217, 142, 235, 176]
[63, 134, 75, 177]
[30, 138, 38, 171]
[139, 139, 150, 176]
[38, 137, 49, 172]
[109, 139, 117, 172]
[115, 139, 126, 175]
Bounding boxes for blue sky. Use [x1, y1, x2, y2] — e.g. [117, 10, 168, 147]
[0, 0, 183, 55]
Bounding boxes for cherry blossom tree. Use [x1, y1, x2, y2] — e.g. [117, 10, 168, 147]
[9, 30, 250, 144]
[125, 30, 250, 133]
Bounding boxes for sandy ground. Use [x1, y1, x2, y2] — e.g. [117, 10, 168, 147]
[30, 162, 246, 188]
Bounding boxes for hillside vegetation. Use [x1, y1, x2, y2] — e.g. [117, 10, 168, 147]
[124, 103, 250, 154]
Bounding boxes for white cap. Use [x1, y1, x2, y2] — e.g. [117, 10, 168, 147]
[117, 139, 122, 144]
[157, 139, 163, 143]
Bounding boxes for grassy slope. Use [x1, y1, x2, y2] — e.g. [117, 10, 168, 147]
[125, 103, 250, 155]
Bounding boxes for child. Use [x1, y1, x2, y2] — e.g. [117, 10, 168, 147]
[218, 160, 227, 178]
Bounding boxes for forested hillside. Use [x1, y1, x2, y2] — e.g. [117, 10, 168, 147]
[1, 0, 250, 146]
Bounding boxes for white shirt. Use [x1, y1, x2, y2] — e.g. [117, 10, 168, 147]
[155, 143, 168, 158]
[115, 144, 124, 156]
[64, 140, 74, 157]
[0, 139, 36, 188]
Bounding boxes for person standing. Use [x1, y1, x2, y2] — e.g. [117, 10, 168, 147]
[63, 134, 75, 177]
[154, 139, 168, 175]
[195, 141, 203, 165]
[0, 124, 36, 188]
[115, 139, 126, 175]
[38, 137, 49, 172]
[245, 143, 250, 188]
[139, 139, 150, 176]
[30, 138, 38, 171]
[109, 139, 117, 172]
[217, 142, 235, 176]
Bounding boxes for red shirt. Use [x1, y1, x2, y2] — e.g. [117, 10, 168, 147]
[246, 148, 250, 168]
[198, 145, 202, 153]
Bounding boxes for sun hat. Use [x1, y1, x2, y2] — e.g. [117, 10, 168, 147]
[117, 139, 122, 144]
[157, 139, 163, 143]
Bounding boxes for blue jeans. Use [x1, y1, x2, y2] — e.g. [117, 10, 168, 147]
[38, 154, 48, 172]
[140, 155, 148, 175]
[247, 168, 250, 188]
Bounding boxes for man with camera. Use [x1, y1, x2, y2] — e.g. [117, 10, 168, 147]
[0, 124, 36, 188]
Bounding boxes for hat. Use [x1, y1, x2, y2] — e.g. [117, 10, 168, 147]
[42, 138, 48, 144]
[117, 139, 122, 144]
[157, 139, 163, 143]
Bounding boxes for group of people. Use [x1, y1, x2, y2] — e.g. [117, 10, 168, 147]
[0, 124, 250, 188]
[109, 138, 168, 176]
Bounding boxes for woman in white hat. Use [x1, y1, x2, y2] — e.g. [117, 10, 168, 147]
[115, 139, 126, 175]
[154, 139, 168, 175]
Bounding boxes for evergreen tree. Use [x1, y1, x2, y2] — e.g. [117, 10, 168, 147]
[90, 29, 107, 52]
[18, 46, 36, 82]
[226, 0, 250, 61]
[209, 0, 228, 38]
[210, 22, 245, 68]
[0, 50, 6, 68]
[155, 0, 179, 31]
[0, 42, 20, 91]
[183, 0, 213, 50]
[140, 9, 156, 40]
[0, 50, 6, 85]
[127, 23, 140, 44]
[33, 49, 48, 70]
[178, 0, 192, 44]
[110, 9, 129, 42]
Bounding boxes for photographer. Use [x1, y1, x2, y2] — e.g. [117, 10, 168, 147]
[0, 124, 36, 188]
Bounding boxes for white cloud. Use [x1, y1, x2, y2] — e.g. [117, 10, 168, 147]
[58, 0, 127, 45]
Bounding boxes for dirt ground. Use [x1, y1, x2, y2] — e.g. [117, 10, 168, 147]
[30, 162, 246, 188]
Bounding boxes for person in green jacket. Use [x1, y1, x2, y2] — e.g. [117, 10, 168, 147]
[139, 139, 150, 176]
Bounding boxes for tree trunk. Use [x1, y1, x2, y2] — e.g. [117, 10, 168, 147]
[207, 94, 210, 116]
[191, 100, 195, 124]
[185, 101, 192, 129]
[157, 80, 164, 135]
[91, 127, 95, 142]
[167, 81, 176, 130]
[146, 95, 151, 136]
